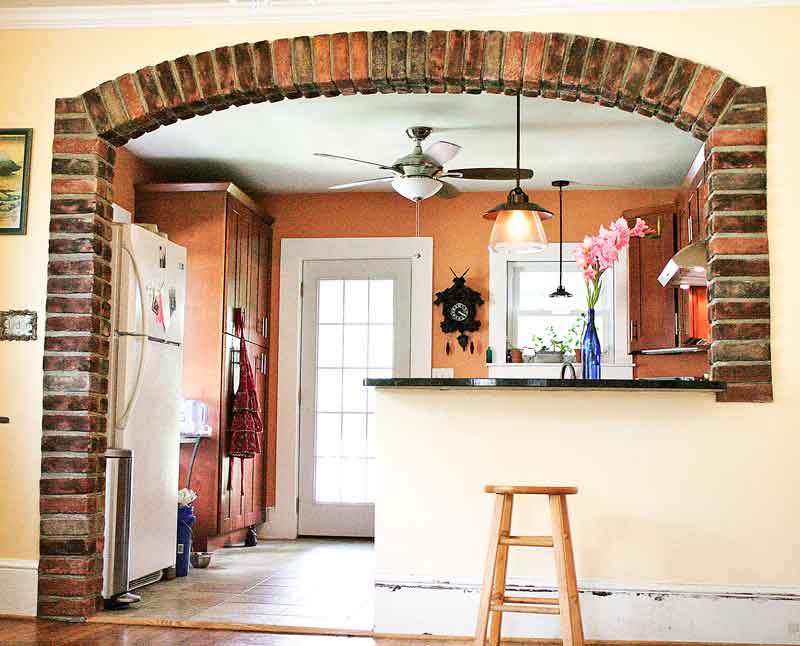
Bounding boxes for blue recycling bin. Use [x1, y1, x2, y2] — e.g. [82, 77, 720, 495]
[176, 504, 195, 577]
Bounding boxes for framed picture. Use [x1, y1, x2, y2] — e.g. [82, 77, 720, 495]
[0, 129, 32, 236]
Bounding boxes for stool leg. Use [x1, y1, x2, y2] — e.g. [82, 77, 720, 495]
[474, 494, 506, 646]
[488, 494, 514, 646]
[549, 494, 584, 646]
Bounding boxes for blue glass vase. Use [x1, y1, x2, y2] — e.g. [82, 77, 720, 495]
[581, 308, 602, 380]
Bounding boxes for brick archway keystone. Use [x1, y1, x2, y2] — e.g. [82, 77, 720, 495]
[42, 29, 770, 620]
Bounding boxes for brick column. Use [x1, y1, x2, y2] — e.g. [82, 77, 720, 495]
[706, 87, 771, 402]
[39, 97, 115, 619]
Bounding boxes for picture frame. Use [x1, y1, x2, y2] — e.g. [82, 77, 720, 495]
[0, 128, 33, 236]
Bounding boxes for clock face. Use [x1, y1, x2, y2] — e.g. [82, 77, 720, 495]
[449, 302, 469, 322]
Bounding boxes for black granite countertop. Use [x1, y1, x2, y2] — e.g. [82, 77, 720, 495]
[364, 378, 725, 392]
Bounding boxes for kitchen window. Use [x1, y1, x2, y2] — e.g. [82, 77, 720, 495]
[489, 243, 632, 369]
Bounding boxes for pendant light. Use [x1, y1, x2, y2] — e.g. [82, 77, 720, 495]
[485, 92, 553, 254]
[549, 180, 573, 298]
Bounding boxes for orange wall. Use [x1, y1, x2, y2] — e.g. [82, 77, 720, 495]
[112, 147, 160, 215]
[259, 187, 676, 503]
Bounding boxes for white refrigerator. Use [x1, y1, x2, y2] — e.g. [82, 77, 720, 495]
[104, 223, 187, 598]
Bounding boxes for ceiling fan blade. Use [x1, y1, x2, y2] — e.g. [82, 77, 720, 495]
[329, 177, 396, 190]
[314, 152, 395, 170]
[444, 167, 534, 181]
[436, 180, 460, 199]
[425, 141, 461, 166]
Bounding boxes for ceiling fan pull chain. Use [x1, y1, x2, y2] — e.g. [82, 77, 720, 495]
[415, 199, 421, 237]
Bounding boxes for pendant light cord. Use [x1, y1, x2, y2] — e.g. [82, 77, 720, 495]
[558, 184, 564, 286]
[515, 91, 521, 189]
[415, 199, 420, 237]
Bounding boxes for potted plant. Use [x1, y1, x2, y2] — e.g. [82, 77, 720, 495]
[531, 326, 568, 363]
[564, 314, 586, 363]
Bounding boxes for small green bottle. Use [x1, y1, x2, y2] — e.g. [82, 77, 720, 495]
[485, 346, 493, 364]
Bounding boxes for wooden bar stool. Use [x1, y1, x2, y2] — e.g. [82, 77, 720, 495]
[475, 485, 584, 646]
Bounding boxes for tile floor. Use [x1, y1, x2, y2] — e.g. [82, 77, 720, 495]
[105, 538, 375, 629]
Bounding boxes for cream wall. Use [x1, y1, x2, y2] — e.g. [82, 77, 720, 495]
[0, 8, 796, 576]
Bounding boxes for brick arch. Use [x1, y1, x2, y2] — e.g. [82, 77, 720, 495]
[42, 30, 770, 620]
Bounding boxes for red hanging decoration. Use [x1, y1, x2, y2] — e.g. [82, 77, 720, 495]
[227, 308, 263, 494]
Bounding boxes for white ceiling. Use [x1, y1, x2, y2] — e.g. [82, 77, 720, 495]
[125, 92, 702, 195]
[2, 0, 797, 29]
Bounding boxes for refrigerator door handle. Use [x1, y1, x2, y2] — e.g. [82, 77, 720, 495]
[116, 245, 149, 431]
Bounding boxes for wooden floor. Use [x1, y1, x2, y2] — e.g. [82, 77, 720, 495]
[0, 619, 791, 646]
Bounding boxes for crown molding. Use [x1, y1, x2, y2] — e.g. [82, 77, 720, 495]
[1, 0, 798, 30]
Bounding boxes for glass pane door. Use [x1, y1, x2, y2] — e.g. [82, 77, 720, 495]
[299, 259, 411, 537]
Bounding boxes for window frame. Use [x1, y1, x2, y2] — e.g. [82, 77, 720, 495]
[488, 242, 632, 367]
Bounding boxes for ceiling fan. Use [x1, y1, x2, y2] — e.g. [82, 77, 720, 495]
[314, 126, 535, 202]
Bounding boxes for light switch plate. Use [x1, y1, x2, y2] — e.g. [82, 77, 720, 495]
[431, 367, 454, 378]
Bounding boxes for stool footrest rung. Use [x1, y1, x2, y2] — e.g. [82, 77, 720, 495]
[502, 595, 559, 606]
[499, 535, 554, 547]
[490, 602, 560, 615]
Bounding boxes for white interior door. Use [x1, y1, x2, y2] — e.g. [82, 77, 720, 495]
[298, 259, 411, 537]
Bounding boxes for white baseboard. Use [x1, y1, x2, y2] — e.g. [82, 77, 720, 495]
[0, 559, 38, 616]
[374, 576, 800, 644]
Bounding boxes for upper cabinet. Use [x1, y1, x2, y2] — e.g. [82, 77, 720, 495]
[625, 204, 678, 352]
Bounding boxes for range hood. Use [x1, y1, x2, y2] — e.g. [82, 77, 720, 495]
[658, 240, 708, 288]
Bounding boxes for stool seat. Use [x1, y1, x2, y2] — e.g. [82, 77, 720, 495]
[484, 485, 578, 495]
[475, 485, 584, 646]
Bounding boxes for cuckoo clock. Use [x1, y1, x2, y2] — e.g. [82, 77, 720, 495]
[434, 268, 484, 354]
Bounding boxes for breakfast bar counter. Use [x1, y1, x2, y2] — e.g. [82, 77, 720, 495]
[365, 377, 726, 392]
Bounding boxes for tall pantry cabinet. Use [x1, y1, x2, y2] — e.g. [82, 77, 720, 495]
[135, 183, 273, 551]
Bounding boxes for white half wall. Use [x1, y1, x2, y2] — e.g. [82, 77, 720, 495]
[374, 577, 800, 643]
[0, 559, 38, 616]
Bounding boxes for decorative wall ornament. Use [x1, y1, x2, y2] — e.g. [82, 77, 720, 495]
[434, 268, 484, 352]
[0, 309, 37, 341]
[0, 129, 32, 236]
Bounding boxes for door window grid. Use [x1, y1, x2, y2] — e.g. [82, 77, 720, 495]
[314, 279, 393, 504]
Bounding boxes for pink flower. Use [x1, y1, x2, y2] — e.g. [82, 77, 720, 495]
[630, 217, 650, 238]
[583, 267, 597, 280]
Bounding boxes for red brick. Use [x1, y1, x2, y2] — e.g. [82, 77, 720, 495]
[39, 575, 102, 598]
[710, 300, 770, 319]
[350, 32, 373, 93]
[444, 30, 465, 94]
[369, 31, 390, 93]
[54, 117, 95, 135]
[710, 193, 766, 212]
[55, 97, 86, 114]
[708, 150, 766, 170]
[135, 66, 176, 126]
[522, 32, 546, 97]
[695, 76, 740, 135]
[42, 394, 107, 414]
[599, 43, 633, 107]
[721, 105, 767, 126]
[52, 136, 115, 162]
[44, 335, 109, 356]
[42, 456, 99, 476]
[80, 88, 113, 134]
[540, 32, 568, 99]
[174, 55, 210, 114]
[97, 80, 129, 132]
[560, 35, 589, 101]
[462, 30, 485, 94]
[193, 51, 223, 108]
[709, 128, 766, 147]
[292, 36, 318, 98]
[51, 177, 111, 201]
[639, 52, 676, 115]
[213, 45, 243, 105]
[41, 434, 96, 453]
[252, 40, 283, 102]
[273, 38, 300, 99]
[710, 214, 767, 235]
[155, 60, 196, 120]
[407, 31, 427, 94]
[43, 354, 107, 373]
[501, 31, 525, 94]
[619, 47, 655, 111]
[578, 38, 611, 103]
[708, 236, 769, 255]
[389, 31, 410, 93]
[711, 321, 770, 341]
[657, 59, 697, 121]
[39, 595, 99, 617]
[38, 556, 100, 576]
[709, 256, 769, 278]
[331, 33, 355, 95]
[40, 477, 102, 496]
[42, 414, 105, 433]
[709, 172, 766, 192]
[233, 43, 259, 101]
[40, 494, 101, 515]
[716, 383, 772, 403]
[733, 86, 766, 104]
[425, 31, 446, 94]
[712, 363, 772, 383]
[482, 30, 504, 94]
[312, 34, 337, 97]
[675, 66, 720, 130]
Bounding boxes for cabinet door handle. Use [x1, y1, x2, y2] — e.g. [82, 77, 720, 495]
[687, 215, 693, 243]
[630, 320, 638, 341]
[262, 316, 269, 338]
[674, 313, 680, 340]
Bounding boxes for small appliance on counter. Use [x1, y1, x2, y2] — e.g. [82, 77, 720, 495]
[103, 223, 187, 606]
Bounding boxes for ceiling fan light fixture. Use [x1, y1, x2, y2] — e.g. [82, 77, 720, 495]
[392, 176, 442, 202]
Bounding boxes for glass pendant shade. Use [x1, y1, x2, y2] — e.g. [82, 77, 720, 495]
[485, 187, 551, 254]
[392, 176, 442, 202]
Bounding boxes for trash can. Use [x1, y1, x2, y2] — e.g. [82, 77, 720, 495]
[176, 504, 195, 577]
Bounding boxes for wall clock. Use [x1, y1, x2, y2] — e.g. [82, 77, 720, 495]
[434, 268, 484, 353]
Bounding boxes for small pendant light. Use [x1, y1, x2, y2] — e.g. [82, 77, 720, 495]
[549, 179, 573, 298]
[485, 92, 552, 254]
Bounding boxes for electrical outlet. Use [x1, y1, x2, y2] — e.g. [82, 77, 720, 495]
[788, 622, 800, 634]
[431, 367, 454, 378]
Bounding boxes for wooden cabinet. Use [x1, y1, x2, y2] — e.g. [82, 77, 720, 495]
[625, 204, 678, 352]
[135, 182, 273, 551]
